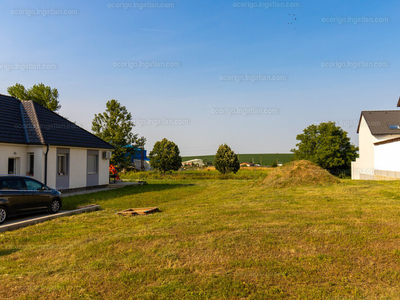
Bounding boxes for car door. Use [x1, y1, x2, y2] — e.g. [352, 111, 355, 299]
[0, 178, 30, 214]
[23, 178, 51, 209]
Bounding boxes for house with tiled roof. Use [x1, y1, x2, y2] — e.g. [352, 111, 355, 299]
[352, 110, 400, 180]
[0, 94, 114, 190]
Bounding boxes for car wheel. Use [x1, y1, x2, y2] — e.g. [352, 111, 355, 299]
[0, 206, 7, 224]
[48, 199, 61, 214]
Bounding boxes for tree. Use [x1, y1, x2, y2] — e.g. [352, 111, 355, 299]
[271, 159, 278, 168]
[290, 122, 358, 175]
[203, 158, 213, 167]
[149, 138, 182, 173]
[7, 83, 61, 111]
[92, 99, 146, 169]
[214, 144, 240, 174]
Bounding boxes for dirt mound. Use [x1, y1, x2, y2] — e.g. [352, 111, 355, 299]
[260, 160, 340, 188]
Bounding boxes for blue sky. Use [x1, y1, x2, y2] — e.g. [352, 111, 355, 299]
[1, 0, 399, 155]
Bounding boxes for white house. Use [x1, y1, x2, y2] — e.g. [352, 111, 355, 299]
[0, 94, 114, 190]
[352, 110, 400, 180]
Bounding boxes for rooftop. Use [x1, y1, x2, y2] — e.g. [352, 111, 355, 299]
[0, 94, 113, 149]
[357, 110, 400, 135]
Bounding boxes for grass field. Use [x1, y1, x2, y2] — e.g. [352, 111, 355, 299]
[182, 153, 293, 165]
[2, 170, 400, 298]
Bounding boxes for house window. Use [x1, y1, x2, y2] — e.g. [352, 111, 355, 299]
[58, 154, 68, 175]
[8, 158, 19, 174]
[8, 158, 15, 174]
[28, 153, 34, 176]
[388, 125, 400, 129]
[87, 154, 98, 174]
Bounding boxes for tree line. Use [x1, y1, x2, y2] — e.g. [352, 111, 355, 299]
[7, 82, 358, 176]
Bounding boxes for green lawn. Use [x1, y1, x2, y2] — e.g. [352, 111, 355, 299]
[2, 172, 400, 299]
[182, 153, 293, 165]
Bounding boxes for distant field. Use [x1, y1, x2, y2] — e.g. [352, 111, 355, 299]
[182, 153, 293, 165]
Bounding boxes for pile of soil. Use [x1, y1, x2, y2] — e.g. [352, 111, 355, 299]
[260, 160, 340, 188]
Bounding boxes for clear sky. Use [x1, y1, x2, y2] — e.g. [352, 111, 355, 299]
[1, 0, 399, 156]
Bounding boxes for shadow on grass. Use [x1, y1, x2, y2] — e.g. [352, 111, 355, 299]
[63, 183, 194, 210]
[0, 249, 19, 257]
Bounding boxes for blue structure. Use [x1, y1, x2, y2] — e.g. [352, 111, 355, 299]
[131, 148, 149, 161]
[124, 146, 149, 162]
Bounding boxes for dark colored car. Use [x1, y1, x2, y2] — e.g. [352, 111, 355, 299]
[0, 175, 62, 224]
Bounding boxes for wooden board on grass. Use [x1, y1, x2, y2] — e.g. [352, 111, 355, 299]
[117, 207, 159, 216]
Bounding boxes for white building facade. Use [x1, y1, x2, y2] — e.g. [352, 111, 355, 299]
[352, 111, 400, 180]
[0, 94, 114, 190]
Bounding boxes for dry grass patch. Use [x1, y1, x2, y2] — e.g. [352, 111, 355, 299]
[259, 160, 340, 188]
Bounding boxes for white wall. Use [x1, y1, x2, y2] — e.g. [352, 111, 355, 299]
[0, 143, 111, 189]
[352, 116, 400, 179]
[352, 116, 375, 179]
[47, 147, 111, 189]
[26, 145, 45, 182]
[69, 148, 88, 189]
[46, 147, 57, 189]
[375, 141, 400, 172]
[99, 150, 110, 185]
[0, 143, 29, 175]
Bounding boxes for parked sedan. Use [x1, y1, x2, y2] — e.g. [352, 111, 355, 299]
[0, 175, 62, 224]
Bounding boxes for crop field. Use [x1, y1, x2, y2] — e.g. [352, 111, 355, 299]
[181, 153, 293, 166]
[2, 165, 400, 299]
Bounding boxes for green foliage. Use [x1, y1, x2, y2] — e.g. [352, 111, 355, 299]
[214, 144, 240, 174]
[92, 99, 146, 169]
[271, 160, 278, 168]
[203, 158, 213, 167]
[290, 122, 358, 174]
[149, 138, 182, 173]
[7, 82, 61, 111]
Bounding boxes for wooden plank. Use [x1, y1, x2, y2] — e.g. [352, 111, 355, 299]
[117, 207, 159, 216]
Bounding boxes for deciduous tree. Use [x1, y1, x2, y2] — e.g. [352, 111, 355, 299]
[149, 138, 182, 173]
[7, 82, 61, 111]
[290, 121, 358, 175]
[214, 144, 240, 174]
[92, 99, 145, 169]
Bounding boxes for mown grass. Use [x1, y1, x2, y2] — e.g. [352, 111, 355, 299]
[122, 168, 270, 181]
[2, 173, 400, 299]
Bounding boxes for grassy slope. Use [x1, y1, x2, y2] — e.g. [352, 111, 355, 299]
[182, 153, 293, 165]
[2, 173, 400, 298]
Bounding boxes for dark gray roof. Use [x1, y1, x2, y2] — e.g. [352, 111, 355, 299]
[0, 94, 27, 144]
[357, 110, 400, 135]
[0, 94, 114, 149]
